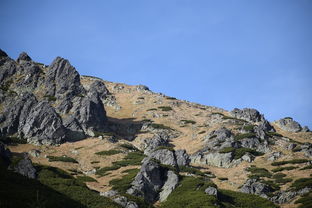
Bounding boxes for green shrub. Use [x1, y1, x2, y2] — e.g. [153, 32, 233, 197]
[91, 161, 100, 164]
[234, 133, 257, 141]
[300, 165, 312, 170]
[76, 176, 97, 183]
[119, 143, 140, 152]
[166, 96, 177, 100]
[243, 125, 255, 132]
[291, 178, 312, 191]
[271, 159, 310, 166]
[161, 176, 217, 208]
[150, 123, 173, 130]
[271, 166, 297, 172]
[180, 120, 196, 124]
[266, 132, 283, 137]
[47, 156, 78, 163]
[218, 177, 228, 181]
[260, 180, 280, 192]
[154, 146, 174, 152]
[158, 106, 173, 111]
[246, 167, 272, 178]
[198, 131, 206, 134]
[219, 147, 235, 154]
[0, 136, 27, 144]
[95, 150, 122, 156]
[96, 152, 144, 176]
[219, 189, 278, 208]
[147, 108, 157, 111]
[178, 166, 206, 176]
[44, 95, 57, 101]
[295, 192, 312, 208]
[273, 173, 286, 179]
[275, 178, 292, 184]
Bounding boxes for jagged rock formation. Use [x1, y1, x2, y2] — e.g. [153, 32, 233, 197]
[274, 117, 309, 132]
[240, 179, 273, 198]
[0, 49, 108, 144]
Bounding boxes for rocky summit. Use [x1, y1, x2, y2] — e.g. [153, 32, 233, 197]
[0, 49, 311, 208]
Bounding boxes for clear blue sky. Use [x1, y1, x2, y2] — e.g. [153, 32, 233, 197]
[1, 0, 311, 128]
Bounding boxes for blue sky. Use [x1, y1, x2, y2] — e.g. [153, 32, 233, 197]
[1, 0, 311, 128]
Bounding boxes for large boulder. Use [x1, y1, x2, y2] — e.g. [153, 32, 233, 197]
[21, 101, 66, 145]
[274, 117, 303, 132]
[127, 158, 179, 203]
[159, 170, 179, 202]
[13, 155, 36, 179]
[175, 149, 190, 167]
[240, 179, 272, 198]
[230, 108, 264, 123]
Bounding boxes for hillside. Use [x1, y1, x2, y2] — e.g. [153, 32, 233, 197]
[0, 50, 311, 208]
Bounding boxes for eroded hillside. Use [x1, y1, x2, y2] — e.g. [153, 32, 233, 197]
[1, 50, 311, 208]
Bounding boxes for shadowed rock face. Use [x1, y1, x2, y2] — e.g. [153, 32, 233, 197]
[0, 50, 108, 145]
[231, 108, 264, 123]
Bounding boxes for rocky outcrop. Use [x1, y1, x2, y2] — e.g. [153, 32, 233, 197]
[13, 154, 36, 179]
[21, 101, 66, 145]
[175, 149, 191, 167]
[143, 133, 171, 155]
[191, 152, 234, 168]
[159, 170, 179, 202]
[240, 179, 272, 198]
[0, 50, 109, 144]
[205, 186, 218, 197]
[274, 117, 305, 132]
[127, 158, 179, 203]
[270, 188, 311, 204]
[230, 108, 265, 123]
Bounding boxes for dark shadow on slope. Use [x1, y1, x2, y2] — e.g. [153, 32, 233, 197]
[107, 117, 145, 141]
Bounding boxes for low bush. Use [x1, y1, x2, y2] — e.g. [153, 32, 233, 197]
[150, 123, 173, 130]
[271, 159, 310, 166]
[234, 133, 257, 141]
[158, 106, 173, 111]
[95, 150, 122, 156]
[295, 191, 312, 208]
[243, 125, 255, 132]
[246, 167, 272, 178]
[47, 156, 78, 163]
[300, 165, 312, 170]
[271, 166, 297, 172]
[44, 95, 57, 101]
[147, 108, 157, 111]
[76, 176, 97, 183]
[181, 120, 196, 124]
[96, 152, 144, 176]
[290, 178, 312, 191]
[198, 131, 206, 134]
[119, 143, 140, 152]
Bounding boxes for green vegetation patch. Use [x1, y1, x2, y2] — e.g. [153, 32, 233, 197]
[300, 165, 312, 170]
[181, 119, 197, 125]
[0, 163, 120, 208]
[271, 159, 310, 166]
[44, 95, 57, 101]
[0, 136, 27, 145]
[76, 175, 97, 183]
[158, 106, 173, 111]
[271, 166, 297, 172]
[243, 125, 255, 132]
[96, 151, 145, 177]
[295, 191, 312, 208]
[119, 143, 140, 152]
[150, 123, 173, 130]
[219, 147, 263, 160]
[47, 156, 78, 163]
[246, 166, 272, 178]
[147, 108, 157, 111]
[266, 132, 283, 137]
[234, 133, 257, 141]
[95, 150, 123, 156]
[109, 168, 151, 208]
[178, 166, 206, 177]
[198, 131, 206, 134]
[291, 178, 312, 191]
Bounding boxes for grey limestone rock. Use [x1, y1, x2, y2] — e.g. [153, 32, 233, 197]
[274, 117, 302, 132]
[100, 190, 119, 198]
[204, 186, 218, 197]
[143, 133, 170, 155]
[231, 108, 264, 123]
[16, 52, 32, 63]
[89, 80, 109, 100]
[267, 152, 282, 161]
[159, 170, 179, 202]
[13, 154, 36, 179]
[28, 149, 41, 157]
[147, 149, 177, 167]
[175, 149, 190, 167]
[240, 179, 272, 198]
[21, 101, 66, 145]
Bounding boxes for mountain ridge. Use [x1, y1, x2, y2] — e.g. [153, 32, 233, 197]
[1, 49, 311, 208]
